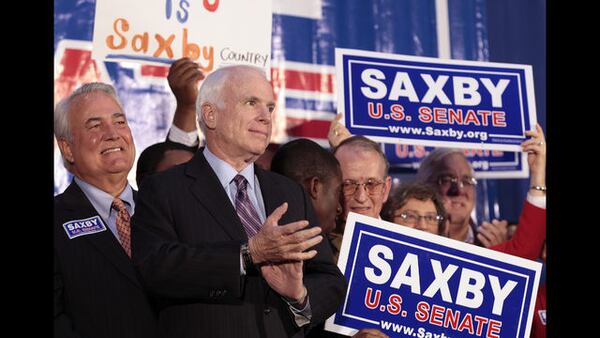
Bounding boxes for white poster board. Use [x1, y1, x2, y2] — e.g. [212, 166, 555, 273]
[92, 0, 272, 76]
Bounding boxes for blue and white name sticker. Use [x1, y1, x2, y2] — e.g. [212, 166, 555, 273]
[63, 216, 107, 239]
[335, 48, 537, 152]
[325, 213, 542, 338]
[382, 144, 528, 179]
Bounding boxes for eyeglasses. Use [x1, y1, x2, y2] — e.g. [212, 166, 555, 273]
[342, 179, 384, 196]
[395, 211, 443, 227]
[437, 175, 477, 190]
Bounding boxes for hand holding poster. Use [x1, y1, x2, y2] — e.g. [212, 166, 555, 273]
[325, 212, 542, 337]
[92, 0, 272, 74]
[335, 48, 537, 151]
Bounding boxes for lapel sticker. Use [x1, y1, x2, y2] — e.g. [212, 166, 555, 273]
[63, 216, 107, 239]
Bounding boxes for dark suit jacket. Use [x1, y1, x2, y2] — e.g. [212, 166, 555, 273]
[54, 182, 158, 338]
[131, 150, 347, 338]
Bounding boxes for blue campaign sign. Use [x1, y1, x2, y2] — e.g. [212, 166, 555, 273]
[325, 213, 542, 337]
[335, 48, 537, 152]
[382, 144, 529, 179]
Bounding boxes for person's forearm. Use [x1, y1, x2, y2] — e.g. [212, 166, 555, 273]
[172, 105, 197, 132]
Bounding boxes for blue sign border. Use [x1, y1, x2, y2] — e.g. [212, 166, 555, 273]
[325, 213, 542, 337]
[335, 48, 537, 152]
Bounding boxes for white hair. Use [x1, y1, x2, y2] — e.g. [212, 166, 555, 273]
[54, 82, 123, 142]
[54, 82, 123, 168]
[195, 65, 267, 133]
[415, 148, 473, 184]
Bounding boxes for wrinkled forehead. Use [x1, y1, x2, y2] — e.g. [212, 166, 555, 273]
[437, 153, 473, 177]
[233, 68, 273, 94]
[337, 147, 387, 178]
[69, 91, 123, 118]
[223, 68, 275, 103]
[399, 198, 437, 213]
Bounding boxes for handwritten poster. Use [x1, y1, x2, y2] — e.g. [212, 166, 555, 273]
[92, 0, 273, 75]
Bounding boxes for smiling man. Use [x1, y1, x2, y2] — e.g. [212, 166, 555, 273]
[57, 86, 135, 193]
[415, 148, 506, 247]
[53, 83, 158, 338]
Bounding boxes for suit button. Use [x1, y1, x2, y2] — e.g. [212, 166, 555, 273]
[264, 308, 271, 314]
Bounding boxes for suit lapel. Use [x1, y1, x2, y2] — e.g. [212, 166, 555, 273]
[61, 183, 142, 288]
[255, 166, 286, 219]
[186, 152, 248, 241]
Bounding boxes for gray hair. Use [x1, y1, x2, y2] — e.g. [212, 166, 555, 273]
[54, 82, 123, 169]
[195, 65, 267, 133]
[415, 148, 473, 184]
[333, 135, 390, 176]
[54, 82, 123, 142]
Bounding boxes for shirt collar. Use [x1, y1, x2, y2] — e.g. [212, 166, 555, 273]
[74, 176, 135, 219]
[203, 147, 256, 190]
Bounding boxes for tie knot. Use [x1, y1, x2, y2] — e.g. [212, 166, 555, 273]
[233, 175, 248, 191]
[112, 198, 128, 213]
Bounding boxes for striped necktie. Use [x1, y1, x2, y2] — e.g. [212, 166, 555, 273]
[233, 175, 262, 237]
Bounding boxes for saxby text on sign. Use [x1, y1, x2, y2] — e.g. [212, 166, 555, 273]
[325, 212, 542, 337]
[335, 48, 537, 152]
[92, 0, 272, 75]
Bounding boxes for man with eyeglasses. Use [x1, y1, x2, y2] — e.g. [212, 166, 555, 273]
[415, 124, 546, 251]
[415, 147, 507, 246]
[324, 136, 392, 338]
[415, 126, 547, 338]
[334, 136, 392, 226]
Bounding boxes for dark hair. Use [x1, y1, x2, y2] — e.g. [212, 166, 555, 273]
[333, 135, 389, 176]
[136, 141, 196, 187]
[271, 138, 340, 185]
[381, 181, 447, 235]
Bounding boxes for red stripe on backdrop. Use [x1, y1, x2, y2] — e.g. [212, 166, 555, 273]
[55, 48, 103, 103]
[141, 65, 169, 77]
[271, 68, 334, 93]
[59, 49, 93, 77]
[286, 118, 331, 139]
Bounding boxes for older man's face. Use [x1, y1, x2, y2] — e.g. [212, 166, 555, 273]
[60, 92, 135, 183]
[434, 153, 476, 227]
[210, 69, 275, 162]
[335, 146, 391, 220]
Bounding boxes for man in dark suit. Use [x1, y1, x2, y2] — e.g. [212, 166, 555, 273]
[54, 59, 204, 338]
[132, 65, 347, 338]
[53, 82, 158, 338]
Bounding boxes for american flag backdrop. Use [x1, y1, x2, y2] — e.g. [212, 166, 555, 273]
[54, 0, 545, 223]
